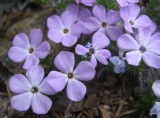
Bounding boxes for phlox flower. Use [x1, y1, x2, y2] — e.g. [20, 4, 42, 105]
[76, 0, 95, 6]
[9, 65, 55, 114]
[65, 4, 92, 34]
[150, 102, 160, 118]
[47, 10, 83, 47]
[84, 5, 122, 41]
[110, 51, 125, 74]
[116, 0, 139, 7]
[47, 51, 96, 101]
[117, 28, 160, 68]
[75, 32, 111, 67]
[8, 29, 50, 70]
[120, 4, 153, 33]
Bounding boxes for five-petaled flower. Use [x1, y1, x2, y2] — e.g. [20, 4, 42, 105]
[47, 51, 96, 101]
[8, 29, 50, 70]
[75, 32, 111, 67]
[9, 65, 55, 114]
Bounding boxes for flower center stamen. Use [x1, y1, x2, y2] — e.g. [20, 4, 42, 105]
[102, 22, 107, 28]
[88, 48, 94, 55]
[29, 47, 34, 54]
[68, 73, 73, 79]
[139, 46, 146, 53]
[31, 87, 38, 94]
[129, 20, 134, 25]
[63, 29, 69, 34]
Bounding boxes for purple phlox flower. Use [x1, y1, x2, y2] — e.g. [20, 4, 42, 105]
[65, 4, 92, 34]
[120, 4, 153, 33]
[47, 10, 84, 47]
[47, 51, 96, 101]
[8, 29, 50, 70]
[117, 28, 160, 68]
[75, 32, 111, 68]
[116, 0, 139, 7]
[150, 102, 160, 118]
[9, 65, 55, 114]
[110, 50, 126, 74]
[76, 0, 96, 6]
[84, 5, 122, 41]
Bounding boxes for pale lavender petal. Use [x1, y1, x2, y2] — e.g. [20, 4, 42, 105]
[61, 11, 77, 27]
[93, 5, 106, 21]
[8, 47, 27, 62]
[75, 44, 89, 55]
[73, 61, 96, 81]
[61, 35, 78, 47]
[48, 29, 63, 43]
[150, 102, 160, 115]
[81, 0, 95, 6]
[38, 77, 56, 95]
[13, 33, 30, 49]
[152, 80, 160, 98]
[79, 8, 92, 21]
[47, 71, 68, 92]
[150, 32, 160, 41]
[31, 93, 52, 114]
[47, 15, 63, 29]
[116, 0, 128, 7]
[92, 32, 110, 49]
[106, 26, 122, 41]
[106, 10, 120, 25]
[65, 4, 79, 18]
[70, 21, 83, 37]
[29, 29, 43, 46]
[35, 41, 50, 59]
[143, 52, 160, 68]
[126, 0, 139, 3]
[23, 54, 39, 70]
[67, 79, 86, 101]
[11, 92, 32, 111]
[95, 49, 111, 65]
[124, 21, 133, 33]
[134, 15, 152, 28]
[110, 56, 120, 65]
[126, 51, 142, 66]
[90, 55, 97, 68]
[9, 74, 31, 93]
[26, 65, 44, 86]
[84, 17, 101, 33]
[54, 51, 75, 73]
[117, 34, 140, 51]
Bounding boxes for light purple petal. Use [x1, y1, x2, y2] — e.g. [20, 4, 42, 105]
[93, 5, 106, 21]
[79, 8, 92, 21]
[116, 0, 128, 7]
[126, 0, 139, 4]
[47, 15, 63, 29]
[106, 26, 122, 41]
[54, 51, 75, 73]
[106, 10, 120, 25]
[38, 77, 56, 95]
[73, 61, 96, 81]
[75, 44, 89, 55]
[110, 56, 120, 65]
[117, 34, 140, 51]
[152, 80, 160, 98]
[143, 52, 160, 68]
[9, 74, 31, 93]
[95, 49, 111, 65]
[61, 11, 77, 27]
[35, 41, 50, 59]
[124, 21, 133, 33]
[67, 79, 86, 101]
[90, 55, 97, 68]
[61, 35, 78, 47]
[13, 33, 30, 49]
[23, 54, 40, 70]
[84, 17, 101, 33]
[92, 32, 110, 49]
[150, 32, 160, 41]
[47, 71, 68, 92]
[48, 29, 63, 43]
[11, 92, 32, 111]
[65, 4, 79, 19]
[8, 47, 27, 62]
[29, 29, 43, 46]
[31, 93, 52, 114]
[126, 51, 142, 66]
[70, 21, 83, 37]
[26, 65, 44, 86]
[81, 0, 95, 6]
[134, 15, 152, 28]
